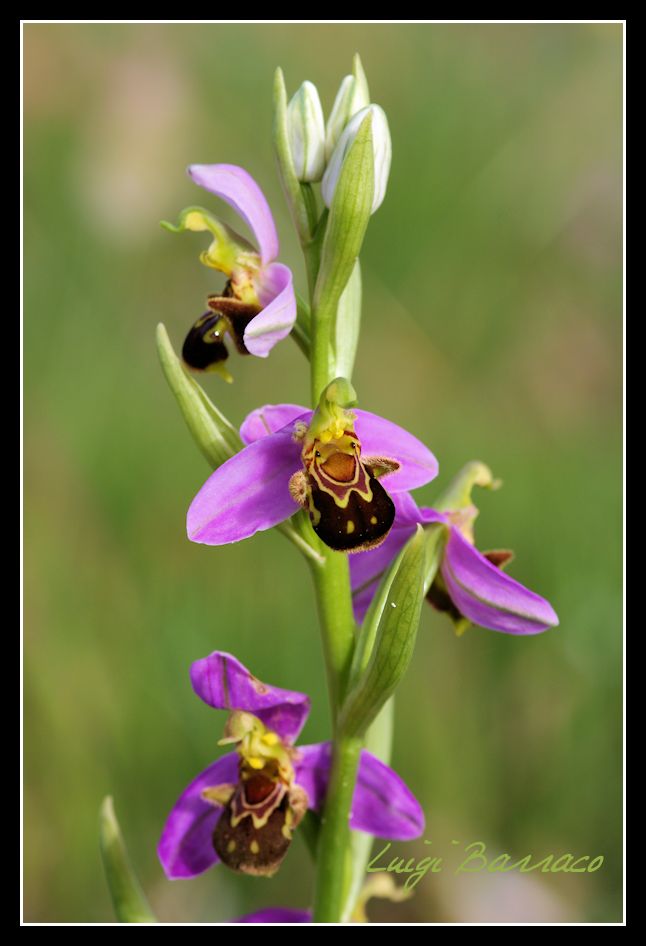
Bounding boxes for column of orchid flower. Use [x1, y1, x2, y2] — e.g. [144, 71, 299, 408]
[99, 55, 558, 926]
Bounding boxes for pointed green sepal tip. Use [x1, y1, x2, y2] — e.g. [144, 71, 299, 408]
[155, 323, 242, 470]
[340, 524, 434, 738]
[433, 460, 502, 513]
[99, 797, 157, 924]
[352, 53, 370, 103]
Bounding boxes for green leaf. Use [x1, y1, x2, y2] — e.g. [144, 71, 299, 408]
[291, 293, 312, 358]
[313, 112, 374, 325]
[340, 524, 443, 737]
[99, 797, 157, 923]
[156, 323, 242, 469]
[332, 259, 361, 382]
[352, 53, 371, 104]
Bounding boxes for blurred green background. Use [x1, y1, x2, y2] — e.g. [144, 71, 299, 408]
[24, 23, 623, 923]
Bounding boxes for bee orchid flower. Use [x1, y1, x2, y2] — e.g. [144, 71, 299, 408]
[158, 652, 425, 879]
[186, 383, 438, 555]
[163, 164, 297, 379]
[350, 484, 559, 635]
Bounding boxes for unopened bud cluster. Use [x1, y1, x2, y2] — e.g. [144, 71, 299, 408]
[285, 68, 392, 213]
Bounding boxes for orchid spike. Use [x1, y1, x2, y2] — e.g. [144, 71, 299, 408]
[186, 400, 438, 554]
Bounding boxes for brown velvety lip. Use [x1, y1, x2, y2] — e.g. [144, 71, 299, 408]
[320, 452, 356, 482]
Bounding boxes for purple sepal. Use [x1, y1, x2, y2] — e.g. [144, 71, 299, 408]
[185, 164, 297, 358]
[442, 526, 559, 635]
[245, 263, 297, 357]
[295, 743, 425, 840]
[350, 494, 558, 634]
[190, 652, 311, 743]
[350, 494, 437, 622]
[187, 163, 279, 266]
[240, 404, 308, 445]
[157, 752, 238, 879]
[186, 428, 302, 545]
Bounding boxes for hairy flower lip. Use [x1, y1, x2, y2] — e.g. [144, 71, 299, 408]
[185, 164, 297, 358]
[158, 652, 425, 880]
[186, 404, 438, 548]
[350, 496, 559, 635]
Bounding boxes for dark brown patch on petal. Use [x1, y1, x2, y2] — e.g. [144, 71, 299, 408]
[207, 295, 262, 355]
[308, 473, 395, 553]
[243, 772, 277, 805]
[213, 793, 292, 877]
[182, 311, 229, 371]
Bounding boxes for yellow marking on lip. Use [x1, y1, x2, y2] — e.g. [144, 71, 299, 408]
[370, 516, 378, 525]
[227, 840, 237, 853]
[346, 521, 355, 534]
[250, 840, 260, 854]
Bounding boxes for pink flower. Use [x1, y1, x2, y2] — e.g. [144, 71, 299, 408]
[164, 164, 296, 378]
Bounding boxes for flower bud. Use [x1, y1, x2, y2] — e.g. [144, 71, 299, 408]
[322, 104, 392, 215]
[325, 75, 370, 161]
[286, 81, 326, 183]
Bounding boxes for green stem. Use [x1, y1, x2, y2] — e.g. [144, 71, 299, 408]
[298, 176, 362, 922]
[312, 736, 363, 922]
[308, 547, 356, 715]
[341, 698, 394, 920]
[310, 297, 334, 405]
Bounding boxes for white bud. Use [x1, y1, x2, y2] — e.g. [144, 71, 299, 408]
[286, 81, 326, 183]
[321, 105, 392, 215]
[325, 75, 371, 162]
